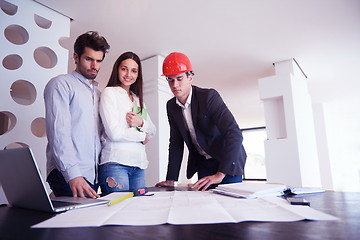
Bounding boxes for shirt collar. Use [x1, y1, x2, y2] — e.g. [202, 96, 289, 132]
[71, 71, 99, 87]
[176, 87, 192, 109]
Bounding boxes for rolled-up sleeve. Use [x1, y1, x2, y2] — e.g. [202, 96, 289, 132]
[44, 78, 81, 181]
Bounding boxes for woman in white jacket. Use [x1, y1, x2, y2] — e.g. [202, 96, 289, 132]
[99, 52, 156, 195]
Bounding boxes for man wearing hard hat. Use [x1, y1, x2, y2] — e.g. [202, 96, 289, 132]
[156, 52, 247, 191]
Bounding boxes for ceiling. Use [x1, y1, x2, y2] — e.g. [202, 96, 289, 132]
[35, 0, 360, 128]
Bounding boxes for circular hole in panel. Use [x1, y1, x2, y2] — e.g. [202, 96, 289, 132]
[0, 111, 17, 135]
[4, 142, 29, 150]
[0, 1, 18, 15]
[4, 24, 29, 45]
[34, 14, 52, 29]
[10, 80, 37, 105]
[58, 36, 71, 50]
[31, 117, 46, 137]
[34, 46, 58, 69]
[2, 54, 23, 70]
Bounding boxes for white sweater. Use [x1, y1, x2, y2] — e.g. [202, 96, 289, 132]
[99, 87, 156, 169]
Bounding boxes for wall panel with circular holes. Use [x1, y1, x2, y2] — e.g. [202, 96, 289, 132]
[0, 0, 70, 191]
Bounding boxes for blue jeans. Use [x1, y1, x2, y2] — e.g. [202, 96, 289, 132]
[98, 162, 146, 195]
[197, 167, 242, 189]
[47, 169, 99, 197]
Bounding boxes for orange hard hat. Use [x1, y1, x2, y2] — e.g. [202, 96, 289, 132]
[162, 52, 193, 76]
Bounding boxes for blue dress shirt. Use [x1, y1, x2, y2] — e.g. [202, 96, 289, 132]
[44, 71, 102, 184]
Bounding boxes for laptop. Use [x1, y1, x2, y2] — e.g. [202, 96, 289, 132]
[0, 147, 107, 213]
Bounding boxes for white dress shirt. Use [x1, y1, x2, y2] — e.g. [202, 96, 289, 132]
[176, 88, 212, 159]
[99, 87, 156, 169]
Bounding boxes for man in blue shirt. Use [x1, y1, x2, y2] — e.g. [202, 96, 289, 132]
[44, 31, 110, 198]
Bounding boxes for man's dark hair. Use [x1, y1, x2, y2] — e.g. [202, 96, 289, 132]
[74, 31, 110, 59]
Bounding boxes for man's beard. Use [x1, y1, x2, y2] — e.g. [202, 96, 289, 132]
[82, 68, 98, 80]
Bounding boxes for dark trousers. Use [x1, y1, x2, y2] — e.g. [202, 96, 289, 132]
[47, 169, 99, 197]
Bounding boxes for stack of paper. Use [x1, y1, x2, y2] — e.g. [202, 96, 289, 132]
[212, 182, 325, 199]
[212, 182, 288, 198]
[289, 187, 325, 195]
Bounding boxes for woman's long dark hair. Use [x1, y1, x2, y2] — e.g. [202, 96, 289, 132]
[106, 52, 144, 112]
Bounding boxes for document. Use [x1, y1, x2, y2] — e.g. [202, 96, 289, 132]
[32, 191, 338, 228]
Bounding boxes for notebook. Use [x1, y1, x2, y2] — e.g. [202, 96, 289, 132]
[0, 147, 107, 212]
[132, 106, 147, 131]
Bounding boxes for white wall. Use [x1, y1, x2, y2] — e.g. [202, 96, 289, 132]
[308, 62, 360, 191]
[320, 95, 360, 191]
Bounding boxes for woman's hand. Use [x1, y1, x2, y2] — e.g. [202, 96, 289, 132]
[142, 133, 150, 145]
[126, 112, 143, 127]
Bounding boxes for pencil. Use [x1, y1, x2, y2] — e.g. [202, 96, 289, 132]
[108, 192, 134, 206]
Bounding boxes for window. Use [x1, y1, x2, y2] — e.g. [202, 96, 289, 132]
[242, 127, 267, 180]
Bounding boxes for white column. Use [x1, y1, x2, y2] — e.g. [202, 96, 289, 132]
[142, 55, 173, 186]
[312, 103, 333, 190]
[258, 59, 321, 188]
